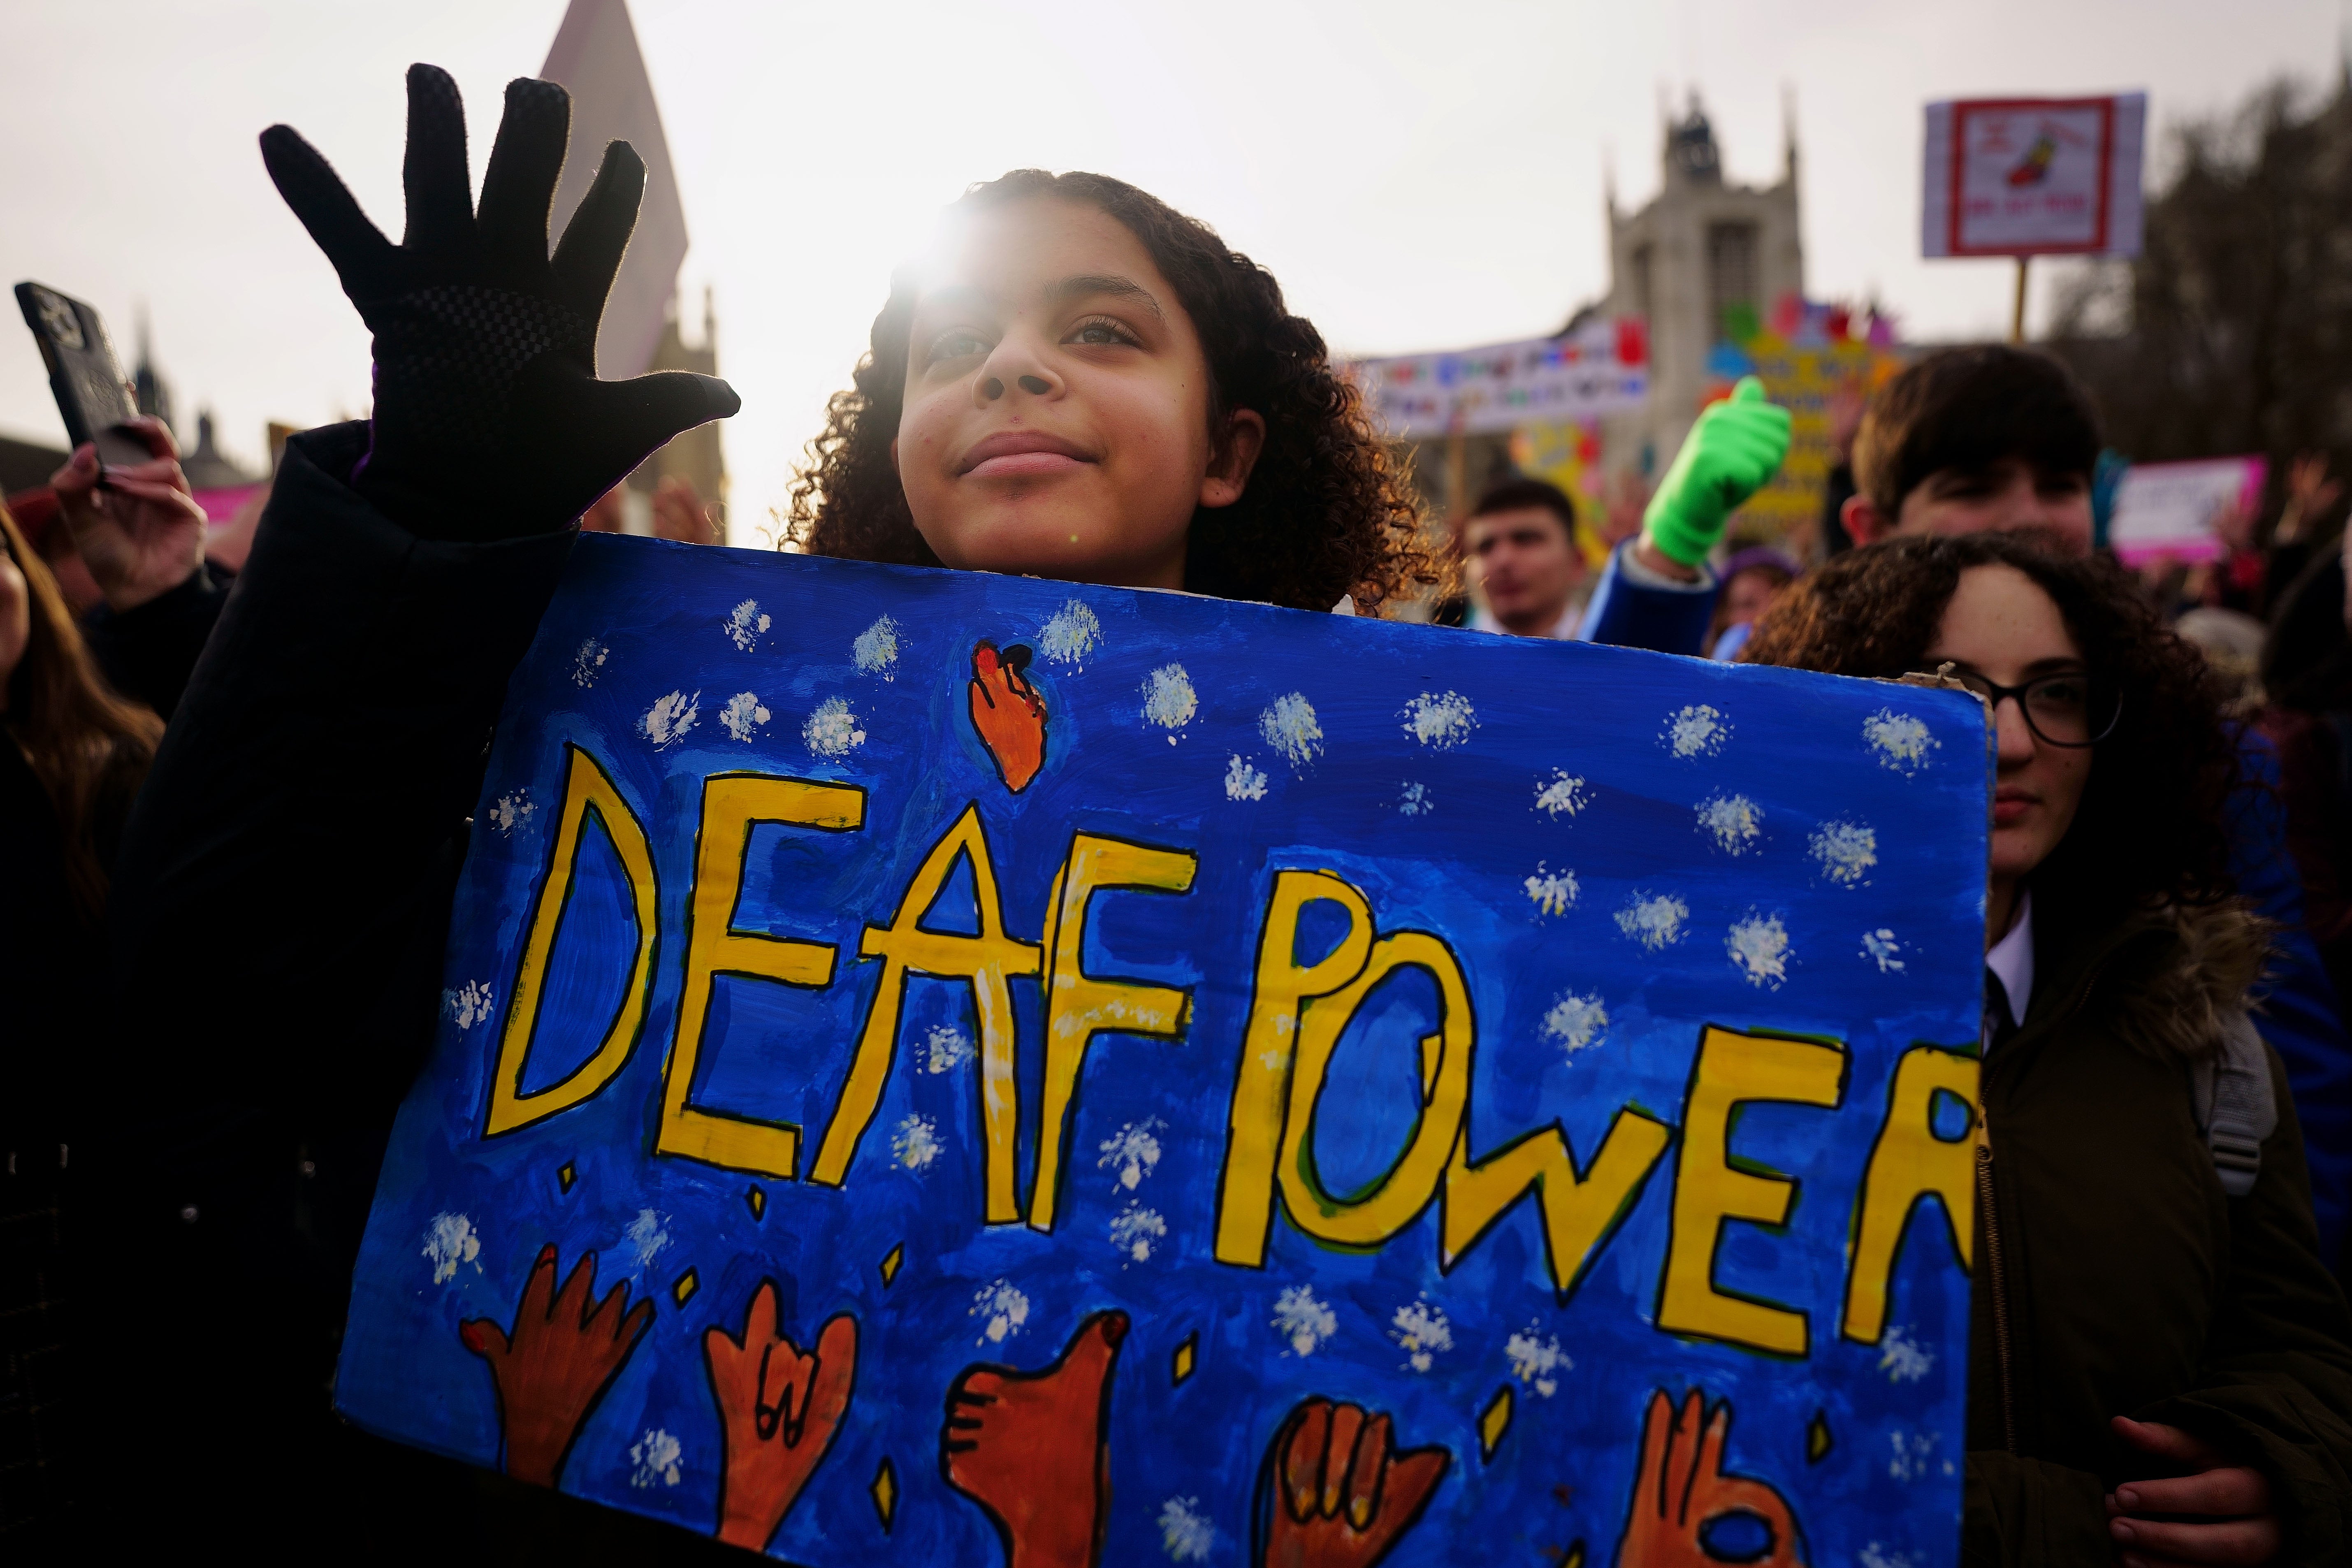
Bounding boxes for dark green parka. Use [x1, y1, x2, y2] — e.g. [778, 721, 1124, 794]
[1965, 895, 2352, 1564]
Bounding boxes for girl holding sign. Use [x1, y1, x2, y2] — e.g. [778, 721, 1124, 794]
[89, 63, 1789, 1552]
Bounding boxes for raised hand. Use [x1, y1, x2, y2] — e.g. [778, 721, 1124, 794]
[49, 416, 210, 611]
[1257, 1397, 1448, 1568]
[259, 65, 738, 540]
[2104, 1415, 2282, 1567]
[459, 1244, 654, 1488]
[702, 1280, 857, 1551]
[1641, 376, 1791, 570]
[942, 1311, 1127, 1568]
[1617, 1389, 1803, 1568]
[968, 640, 1048, 792]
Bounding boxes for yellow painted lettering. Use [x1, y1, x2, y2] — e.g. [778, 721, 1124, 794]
[1213, 871, 1375, 1266]
[1275, 930, 1474, 1248]
[807, 805, 1040, 1221]
[1841, 1046, 1981, 1344]
[484, 744, 660, 1137]
[1657, 1026, 1847, 1357]
[1443, 1108, 1673, 1296]
[1026, 833, 1198, 1232]
[656, 774, 865, 1178]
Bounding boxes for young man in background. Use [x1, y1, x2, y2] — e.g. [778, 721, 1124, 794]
[1458, 476, 1593, 640]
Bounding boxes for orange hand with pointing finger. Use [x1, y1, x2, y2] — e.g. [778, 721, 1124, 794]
[703, 1280, 857, 1551]
[1617, 1389, 1804, 1568]
[969, 640, 1048, 792]
[1258, 1397, 1449, 1568]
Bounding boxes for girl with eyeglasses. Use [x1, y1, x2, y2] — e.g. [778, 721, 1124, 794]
[1747, 532, 2352, 1568]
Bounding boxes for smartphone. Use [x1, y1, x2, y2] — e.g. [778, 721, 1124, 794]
[14, 281, 151, 467]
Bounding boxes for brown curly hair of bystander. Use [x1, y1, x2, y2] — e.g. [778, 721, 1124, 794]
[781, 169, 1437, 615]
[1743, 531, 2242, 921]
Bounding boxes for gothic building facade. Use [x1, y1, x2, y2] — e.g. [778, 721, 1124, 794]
[1599, 100, 1806, 482]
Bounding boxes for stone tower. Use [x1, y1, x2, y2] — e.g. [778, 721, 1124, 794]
[1600, 96, 1805, 482]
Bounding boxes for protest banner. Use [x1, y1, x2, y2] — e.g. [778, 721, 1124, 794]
[1507, 419, 1618, 564]
[2108, 455, 2267, 565]
[1348, 318, 1649, 440]
[339, 535, 1989, 1565]
[1703, 300, 1907, 545]
[1922, 92, 2146, 339]
[1921, 94, 2146, 259]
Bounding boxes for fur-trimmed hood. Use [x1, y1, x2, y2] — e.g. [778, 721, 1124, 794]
[2099, 898, 2273, 1064]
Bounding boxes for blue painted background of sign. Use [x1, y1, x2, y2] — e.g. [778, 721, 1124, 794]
[339, 533, 1988, 1566]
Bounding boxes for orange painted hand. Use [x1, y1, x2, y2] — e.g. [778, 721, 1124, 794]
[1617, 1390, 1804, 1568]
[969, 640, 1048, 792]
[702, 1281, 858, 1551]
[1259, 1397, 1449, 1568]
[459, 1244, 654, 1488]
[942, 1310, 1127, 1568]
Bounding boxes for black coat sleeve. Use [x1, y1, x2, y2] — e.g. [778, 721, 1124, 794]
[79, 562, 233, 720]
[103, 422, 576, 1169]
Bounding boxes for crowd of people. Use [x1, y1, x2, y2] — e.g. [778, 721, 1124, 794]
[4, 60, 2351, 1564]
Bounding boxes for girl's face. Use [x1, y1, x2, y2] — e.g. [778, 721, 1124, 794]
[1923, 563, 2095, 891]
[894, 196, 1262, 589]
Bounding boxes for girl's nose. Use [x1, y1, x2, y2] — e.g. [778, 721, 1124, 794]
[979, 375, 1052, 399]
[976, 337, 1062, 405]
[1993, 698, 2039, 764]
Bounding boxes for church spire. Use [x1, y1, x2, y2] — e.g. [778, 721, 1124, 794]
[1782, 83, 1800, 187]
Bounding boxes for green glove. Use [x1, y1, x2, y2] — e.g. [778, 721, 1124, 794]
[1642, 375, 1792, 568]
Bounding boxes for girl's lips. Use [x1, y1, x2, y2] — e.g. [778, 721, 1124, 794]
[965, 451, 1089, 480]
[1992, 792, 2038, 827]
[958, 430, 1095, 478]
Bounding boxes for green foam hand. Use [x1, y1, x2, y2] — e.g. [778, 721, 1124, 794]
[1642, 376, 1792, 568]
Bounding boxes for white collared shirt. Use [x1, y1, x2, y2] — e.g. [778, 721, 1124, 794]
[1985, 891, 2036, 1049]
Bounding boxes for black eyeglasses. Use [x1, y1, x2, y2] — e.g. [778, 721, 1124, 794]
[1916, 668, 2122, 747]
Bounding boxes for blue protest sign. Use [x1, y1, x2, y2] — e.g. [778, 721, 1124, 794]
[339, 533, 1988, 1567]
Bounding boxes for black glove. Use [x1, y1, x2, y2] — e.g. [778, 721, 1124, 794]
[260, 65, 739, 541]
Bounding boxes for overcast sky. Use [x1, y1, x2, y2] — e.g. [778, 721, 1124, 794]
[3, 0, 2343, 540]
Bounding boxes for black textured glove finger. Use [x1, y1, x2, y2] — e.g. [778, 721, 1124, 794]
[259, 124, 398, 297]
[401, 63, 474, 262]
[475, 78, 571, 290]
[511, 362, 744, 524]
[257, 63, 739, 543]
[551, 141, 644, 327]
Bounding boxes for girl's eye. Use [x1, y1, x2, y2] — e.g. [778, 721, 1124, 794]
[2033, 678, 2088, 710]
[926, 329, 990, 364]
[1068, 317, 1138, 348]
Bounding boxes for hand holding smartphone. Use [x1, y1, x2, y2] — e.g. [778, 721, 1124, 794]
[16, 281, 211, 612]
[14, 281, 153, 468]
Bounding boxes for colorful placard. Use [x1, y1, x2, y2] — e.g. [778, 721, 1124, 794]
[339, 535, 1989, 1566]
[1923, 94, 2147, 259]
[2108, 455, 2267, 565]
[1348, 319, 1649, 439]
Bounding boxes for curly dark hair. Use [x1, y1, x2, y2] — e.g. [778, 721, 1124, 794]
[782, 169, 1436, 614]
[1743, 533, 2240, 919]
